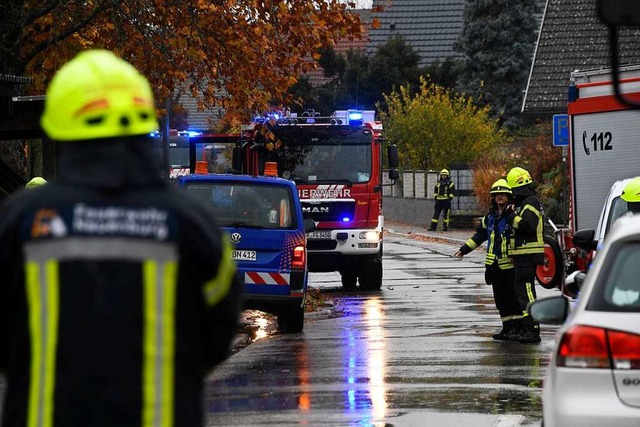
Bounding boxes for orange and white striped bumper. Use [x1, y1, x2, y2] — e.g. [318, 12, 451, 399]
[244, 272, 290, 285]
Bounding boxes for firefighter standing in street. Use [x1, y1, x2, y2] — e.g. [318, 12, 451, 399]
[454, 179, 522, 340]
[430, 168, 455, 231]
[505, 167, 544, 344]
[0, 50, 242, 427]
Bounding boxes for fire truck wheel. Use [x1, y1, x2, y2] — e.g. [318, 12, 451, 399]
[536, 234, 563, 290]
[359, 260, 383, 290]
[278, 305, 304, 333]
[341, 271, 358, 290]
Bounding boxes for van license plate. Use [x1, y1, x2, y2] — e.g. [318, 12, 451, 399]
[232, 250, 256, 261]
[308, 231, 332, 239]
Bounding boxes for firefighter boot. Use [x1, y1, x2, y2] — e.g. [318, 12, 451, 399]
[504, 319, 522, 341]
[492, 320, 514, 340]
[517, 318, 541, 344]
[429, 221, 437, 231]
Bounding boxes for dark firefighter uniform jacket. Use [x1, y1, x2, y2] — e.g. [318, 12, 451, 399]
[509, 193, 544, 259]
[459, 207, 513, 270]
[0, 139, 242, 427]
[434, 178, 455, 201]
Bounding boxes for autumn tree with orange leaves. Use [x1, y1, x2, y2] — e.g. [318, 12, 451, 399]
[0, 0, 373, 124]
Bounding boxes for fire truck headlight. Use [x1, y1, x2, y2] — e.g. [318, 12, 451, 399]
[359, 231, 379, 241]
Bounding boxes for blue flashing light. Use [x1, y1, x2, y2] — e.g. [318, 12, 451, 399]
[348, 111, 363, 121]
[342, 217, 351, 222]
[149, 131, 161, 138]
[186, 131, 202, 138]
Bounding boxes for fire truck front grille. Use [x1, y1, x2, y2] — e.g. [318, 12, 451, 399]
[307, 240, 338, 250]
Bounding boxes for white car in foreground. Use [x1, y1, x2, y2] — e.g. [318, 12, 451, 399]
[530, 215, 640, 427]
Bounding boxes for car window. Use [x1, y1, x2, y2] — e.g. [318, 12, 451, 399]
[605, 196, 629, 235]
[588, 242, 640, 312]
[185, 182, 296, 230]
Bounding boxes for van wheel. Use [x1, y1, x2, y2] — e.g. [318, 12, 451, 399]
[279, 306, 304, 333]
[359, 259, 383, 291]
[536, 235, 563, 290]
[341, 270, 358, 290]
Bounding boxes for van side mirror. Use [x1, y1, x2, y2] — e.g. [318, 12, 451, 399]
[387, 144, 399, 169]
[598, 0, 640, 26]
[597, 0, 640, 108]
[564, 270, 587, 299]
[572, 228, 596, 251]
[304, 218, 315, 233]
[232, 146, 242, 173]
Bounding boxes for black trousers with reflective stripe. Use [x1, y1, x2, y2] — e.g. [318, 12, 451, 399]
[513, 257, 538, 323]
[431, 199, 451, 227]
[487, 266, 520, 320]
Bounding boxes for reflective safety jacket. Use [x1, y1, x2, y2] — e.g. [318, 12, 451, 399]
[459, 208, 513, 270]
[508, 194, 544, 256]
[0, 141, 242, 427]
[434, 178, 455, 201]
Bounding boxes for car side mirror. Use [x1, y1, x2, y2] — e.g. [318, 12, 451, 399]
[563, 270, 586, 299]
[528, 296, 569, 325]
[304, 218, 315, 233]
[572, 228, 597, 252]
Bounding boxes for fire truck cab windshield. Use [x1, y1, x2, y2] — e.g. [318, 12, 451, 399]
[260, 126, 373, 185]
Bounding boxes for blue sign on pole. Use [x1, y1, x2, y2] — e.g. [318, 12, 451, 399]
[553, 114, 569, 146]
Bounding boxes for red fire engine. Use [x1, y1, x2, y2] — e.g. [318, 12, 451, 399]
[235, 109, 399, 290]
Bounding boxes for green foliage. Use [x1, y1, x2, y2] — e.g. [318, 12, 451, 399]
[378, 77, 508, 172]
[470, 122, 565, 222]
[289, 35, 420, 114]
[455, 0, 538, 129]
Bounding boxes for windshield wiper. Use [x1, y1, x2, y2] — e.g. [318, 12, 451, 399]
[229, 222, 264, 229]
[293, 176, 308, 184]
[313, 179, 353, 186]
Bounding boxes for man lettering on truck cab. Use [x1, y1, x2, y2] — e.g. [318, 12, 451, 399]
[0, 50, 242, 427]
[505, 167, 545, 344]
[430, 169, 455, 231]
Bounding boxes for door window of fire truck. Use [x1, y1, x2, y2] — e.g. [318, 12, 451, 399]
[266, 143, 371, 184]
[183, 182, 296, 229]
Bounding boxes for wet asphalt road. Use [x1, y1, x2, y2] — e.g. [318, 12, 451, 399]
[204, 232, 561, 426]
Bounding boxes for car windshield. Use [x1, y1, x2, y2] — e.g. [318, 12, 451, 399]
[605, 196, 629, 235]
[184, 182, 296, 230]
[588, 242, 640, 312]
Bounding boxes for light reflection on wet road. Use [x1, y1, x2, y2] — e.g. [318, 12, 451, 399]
[204, 235, 558, 426]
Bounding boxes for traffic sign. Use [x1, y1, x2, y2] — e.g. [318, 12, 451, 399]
[553, 114, 569, 146]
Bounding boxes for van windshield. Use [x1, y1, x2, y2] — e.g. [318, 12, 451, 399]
[605, 196, 629, 235]
[184, 182, 297, 230]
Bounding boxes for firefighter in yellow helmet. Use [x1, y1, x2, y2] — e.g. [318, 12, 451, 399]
[621, 176, 640, 215]
[25, 176, 48, 189]
[430, 168, 455, 231]
[0, 50, 241, 426]
[454, 179, 522, 340]
[505, 166, 545, 343]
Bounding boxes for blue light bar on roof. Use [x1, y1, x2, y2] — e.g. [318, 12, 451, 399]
[348, 111, 363, 121]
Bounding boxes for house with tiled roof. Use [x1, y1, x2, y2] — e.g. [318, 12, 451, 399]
[522, 0, 640, 120]
[304, 9, 372, 87]
[368, 0, 466, 67]
[367, 0, 547, 67]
